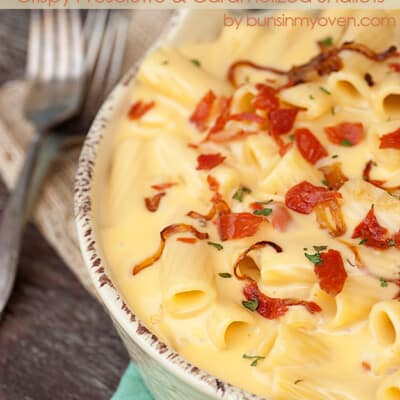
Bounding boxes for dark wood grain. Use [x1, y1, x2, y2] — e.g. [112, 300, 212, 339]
[0, 11, 129, 400]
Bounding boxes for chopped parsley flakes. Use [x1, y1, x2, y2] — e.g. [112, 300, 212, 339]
[242, 298, 259, 312]
[359, 239, 368, 246]
[304, 245, 327, 266]
[208, 241, 223, 251]
[190, 59, 201, 67]
[242, 354, 265, 367]
[320, 36, 333, 47]
[380, 278, 389, 288]
[319, 86, 331, 95]
[218, 272, 232, 278]
[253, 208, 273, 217]
[341, 139, 353, 147]
[232, 186, 252, 202]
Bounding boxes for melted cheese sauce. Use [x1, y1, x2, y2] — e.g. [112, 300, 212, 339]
[99, 10, 400, 400]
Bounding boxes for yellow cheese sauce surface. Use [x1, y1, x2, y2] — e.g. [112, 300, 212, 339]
[99, 10, 400, 400]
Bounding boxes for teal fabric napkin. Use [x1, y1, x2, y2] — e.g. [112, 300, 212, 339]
[112, 363, 154, 400]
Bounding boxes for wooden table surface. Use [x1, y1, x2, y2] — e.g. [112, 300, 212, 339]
[0, 11, 129, 400]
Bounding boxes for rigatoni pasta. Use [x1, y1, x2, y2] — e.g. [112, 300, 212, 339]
[100, 9, 400, 400]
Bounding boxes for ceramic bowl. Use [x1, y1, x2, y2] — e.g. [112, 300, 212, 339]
[74, 9, 264, 400]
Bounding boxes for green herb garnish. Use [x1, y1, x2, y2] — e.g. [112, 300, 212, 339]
[359, 238, 368, 246]
[218, 272, 232, 278]
[242, 299, 259, 312]
[233, 186, 252, 202]
[332, 154, 339, 159]
[289, 133, 295, 142]
[304, 245, 327, 266]
[191, 59, 201, 67]
[322, 180, 329, 187]
[309, 94, 315, 100]
[253, 208, 273, 217]
[208, 242, 223, 251]
[313, 245, 328, 252]
[320, 36, 333, 47]
[243, 354, 265, 367]
[305, 253, 323, 265]
[320, 86, 331, 95]
[341, 139, 353, 147]
[388, 239, 395, 247]
[346, 258, 357, 267]
[380, 278, 389, 288]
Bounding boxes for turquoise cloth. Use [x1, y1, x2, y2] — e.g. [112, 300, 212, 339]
[112, 363, 154, 400]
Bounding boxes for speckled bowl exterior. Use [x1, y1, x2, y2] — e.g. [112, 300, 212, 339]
[74, 9, 265, 400]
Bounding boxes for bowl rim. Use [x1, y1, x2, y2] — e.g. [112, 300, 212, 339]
[74, 9, 264, 400]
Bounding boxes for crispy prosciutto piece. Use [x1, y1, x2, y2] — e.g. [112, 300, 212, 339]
[313, 249, 348, 296]
[271, 203, 293, 232]
[132, 224, 209, 275]
[208, 96, 232, 135]
[196, 153, 226, 171]
[233, 241, 282, 280]
[389, 63, 400, 72]
[207, 175, 220, 192]
[216, 212, 265, 241]
[285, 181, 339, 214]
[379, 128, 400, 150]
[295, 128, 328, 164]
[190, 90, 216, 131]
[270, 133, 293, 157]
[243, 280, 321, 319]
[128, 101, 155, 120]
[352, 207, 391, 249]
[205, 129, 256, 144]
[145, 192, 166, 212]
[325, 122, 364, 146]
[249, 202, 292, 232]
[393, 232, 400, 249]
[269, 108, 299, 136]
[319, 163, 349, 190]
[252, 84, 280, 112]
[151, 182, 177, 191]
[229, 112, 265, 124]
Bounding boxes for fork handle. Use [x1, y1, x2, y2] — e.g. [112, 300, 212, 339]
[0, 133, 48, 315]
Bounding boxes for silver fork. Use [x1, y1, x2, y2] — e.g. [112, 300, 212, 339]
[0, 10, 130, 316]
[28, 10, 130, 210]
[0, 11, 85, 315]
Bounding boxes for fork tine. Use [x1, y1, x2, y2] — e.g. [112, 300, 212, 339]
[82, 11, 128, 120]
[83, 10, 109, 80]
[42, 10, 56, 80]
[69, 10, 84, 78]
[105, 12, 129, 95]
[27, 10, 41, 79]
[82, 12, 117, 119]
[56, 10, 69, 80]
